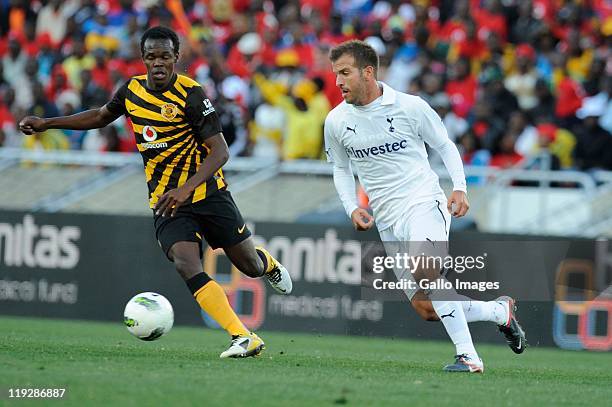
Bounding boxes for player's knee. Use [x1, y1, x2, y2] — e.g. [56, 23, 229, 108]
[236, 257, 264, 278]
[424, 309, 439, 321]
[420, 308, 440, 322]
[168, 242, 203, 280]
[173, 254, 202, 280]
[413, 300, 439, 321]
[413, 265, 440, 284]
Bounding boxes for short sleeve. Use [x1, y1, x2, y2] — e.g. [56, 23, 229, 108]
[105, 80, 129, 116]
[324, 114, 350, 168]
[185, 86, 223, 141]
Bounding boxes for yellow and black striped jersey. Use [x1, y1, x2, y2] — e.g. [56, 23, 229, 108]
[106, 74, 227, 208]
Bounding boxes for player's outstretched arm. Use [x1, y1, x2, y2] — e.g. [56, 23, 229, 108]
[19, 106, 121, 135]
[155, 133, 229, 217]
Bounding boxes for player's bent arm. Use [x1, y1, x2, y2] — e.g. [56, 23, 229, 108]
[415, 96, 467, 192]
[333, 164, 359, 217]
[154, 133, 229, 217]
[181, 133, 229, 193]
[433, 137, 467, 193]
[324, 113, 362, 219]
[432, 138, 470, 216]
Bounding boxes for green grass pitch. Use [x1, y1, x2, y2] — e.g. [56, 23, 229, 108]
[1, 316, 611, 406]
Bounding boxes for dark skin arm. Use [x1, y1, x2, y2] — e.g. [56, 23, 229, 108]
[18, 106, 120, 134]
[155, 133, 229, 217]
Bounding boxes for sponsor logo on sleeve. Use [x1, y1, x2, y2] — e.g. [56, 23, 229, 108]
[203, 99, 215, 116]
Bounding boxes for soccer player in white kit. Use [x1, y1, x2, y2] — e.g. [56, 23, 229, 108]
[324, 40, 526, 373]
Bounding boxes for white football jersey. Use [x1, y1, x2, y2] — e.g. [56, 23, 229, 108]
[324, 82, 463, 230]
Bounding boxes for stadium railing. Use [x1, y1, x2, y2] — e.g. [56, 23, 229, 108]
[1, 148, 611, 237]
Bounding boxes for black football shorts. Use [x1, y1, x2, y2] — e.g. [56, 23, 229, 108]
[153, 190, 251, 261]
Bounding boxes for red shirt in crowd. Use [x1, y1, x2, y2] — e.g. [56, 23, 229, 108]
[445, 75, 477, 118]
[473, 8, 507, 42]
[310, 68, 343, 107]
[555, 76, 583, 118]
[490, 152, 523, 168]
[437, 19, 467, 43]
[455, 37, 487, 60]
[0, 103, 14, 128]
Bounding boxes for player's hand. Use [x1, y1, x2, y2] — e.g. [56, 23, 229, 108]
[350, 208, 374, 231]
[19, 116, 47, 135]
[447, 190, 469, 217]
[155, 186, 193, 217]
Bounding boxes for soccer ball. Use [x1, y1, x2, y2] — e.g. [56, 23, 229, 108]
[123, 292, 174, 341]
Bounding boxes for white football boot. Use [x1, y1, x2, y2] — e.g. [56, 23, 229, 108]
[443, 354, 485, 373]
[264, 260, 292, 294]
[219, 333, 265, 359]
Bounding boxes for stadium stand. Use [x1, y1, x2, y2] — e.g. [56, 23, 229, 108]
[0, 0, 611, 235]
[0, 165, 100, 210]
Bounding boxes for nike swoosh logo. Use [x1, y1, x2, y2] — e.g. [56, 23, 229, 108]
[129, 108, 137, 113]
[516, 337, 522, 350]
[238, 224, 246, 234]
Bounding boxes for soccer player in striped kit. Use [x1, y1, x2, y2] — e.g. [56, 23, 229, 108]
[19, 26, 292, 359]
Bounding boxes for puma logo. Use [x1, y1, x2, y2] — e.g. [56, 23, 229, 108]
[238, 224, 247, 234]
[346, 125, 357, 134]
[386, 117, 395, 132]
[440, 309, 456, 319]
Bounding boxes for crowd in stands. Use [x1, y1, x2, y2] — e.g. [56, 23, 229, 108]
[0, 0, 611, 173]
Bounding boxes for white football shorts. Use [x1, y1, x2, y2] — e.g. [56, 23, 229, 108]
[378, 198, 451, 300]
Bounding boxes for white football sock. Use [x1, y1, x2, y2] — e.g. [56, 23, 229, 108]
[457, 296, 508, 325]
[431, 300, 478, 358]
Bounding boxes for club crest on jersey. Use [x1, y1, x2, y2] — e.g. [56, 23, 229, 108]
[143, 125, 158, 142]
[161, 103, 178, 120]
[386, 117, 395, 132]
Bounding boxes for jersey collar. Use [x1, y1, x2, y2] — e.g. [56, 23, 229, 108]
[144, 73, 178, 93]
[379, 81, 396, 105]
[350, 81, 396, 111]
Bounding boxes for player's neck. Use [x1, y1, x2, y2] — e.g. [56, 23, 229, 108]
[358, 82, 383, 106]
[146, 72, 176, 91]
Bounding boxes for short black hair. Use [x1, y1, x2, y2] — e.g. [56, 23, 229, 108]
[329, 40, 379, 77]
[140, 26, 180, 56]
